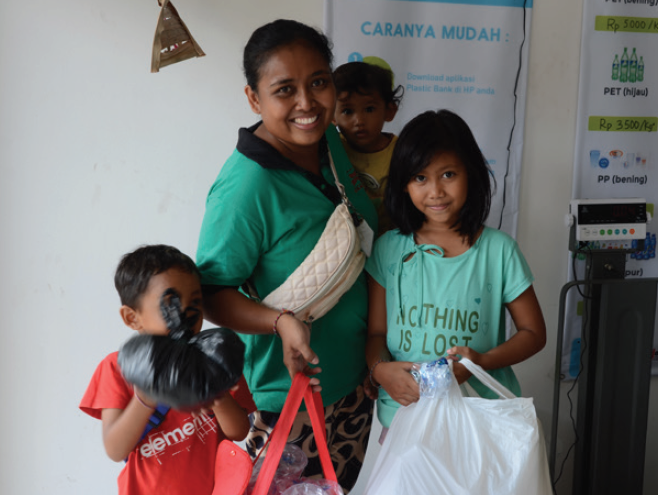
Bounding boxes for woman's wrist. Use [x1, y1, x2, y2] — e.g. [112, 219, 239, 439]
[272, 309, 295, 336]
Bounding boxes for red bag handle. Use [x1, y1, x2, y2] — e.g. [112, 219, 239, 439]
[251, 373, 337, 495]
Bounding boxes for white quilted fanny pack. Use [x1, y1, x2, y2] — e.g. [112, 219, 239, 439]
[260, 154, 366, 323]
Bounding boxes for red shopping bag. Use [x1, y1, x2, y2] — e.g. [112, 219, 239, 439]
[213, 373, 337, 495]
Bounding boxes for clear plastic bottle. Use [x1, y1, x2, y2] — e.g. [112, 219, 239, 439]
[620, 47, 629, 83]
[637, 56, 644, 82]
[411, 357, 451, 398]
[612, 54, 619, 81]
[629, 48, 637, 83]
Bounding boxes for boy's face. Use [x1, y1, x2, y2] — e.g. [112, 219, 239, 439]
[122, 268, 203, 336]
[335, 91, 396, 153]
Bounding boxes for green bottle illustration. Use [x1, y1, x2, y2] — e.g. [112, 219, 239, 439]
[629, 48, 637, 83]
[612, 54, 619, 80]
[620, 47, 629, 83]
[638, 56, 644, 82]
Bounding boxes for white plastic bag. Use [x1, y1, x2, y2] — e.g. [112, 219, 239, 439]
[364, 358, 553, 495]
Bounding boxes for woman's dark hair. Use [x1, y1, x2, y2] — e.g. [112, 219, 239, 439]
[333, 61, 404, 106]
[243, 19, 334, 90]
[114, 244, 200, 308]
[385, 109, 492, 244]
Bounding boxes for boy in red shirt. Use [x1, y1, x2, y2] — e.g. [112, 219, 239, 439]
[80, 245, 254, 495]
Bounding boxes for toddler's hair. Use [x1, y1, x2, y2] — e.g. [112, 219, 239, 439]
[385, 109, 492, 244]
[334, 61, 403, 106]
[114, 244, 200, 308]
[243, 19, 333, 90]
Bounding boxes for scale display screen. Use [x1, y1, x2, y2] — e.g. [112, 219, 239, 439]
[577, 202, 647, 225]
[570, 198, 647, 242]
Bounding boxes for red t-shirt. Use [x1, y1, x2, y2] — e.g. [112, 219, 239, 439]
[80, 352, 255, 495]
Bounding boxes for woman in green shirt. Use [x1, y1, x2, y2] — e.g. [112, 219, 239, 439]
[196, 19, 377, 492]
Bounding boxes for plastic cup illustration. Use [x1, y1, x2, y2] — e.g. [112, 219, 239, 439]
[589, 150, 601, 168]
[624, 152, 635, 169]
[609, 150, 623, 167]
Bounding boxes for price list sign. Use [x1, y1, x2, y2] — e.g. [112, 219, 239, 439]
[572, 1, 658, 262]
[567, 0, 658, 377]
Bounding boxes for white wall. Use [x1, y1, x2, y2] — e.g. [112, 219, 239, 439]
[1, 1, 656, 494]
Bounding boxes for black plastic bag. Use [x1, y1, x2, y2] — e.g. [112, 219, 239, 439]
[117, 288, 245, 410]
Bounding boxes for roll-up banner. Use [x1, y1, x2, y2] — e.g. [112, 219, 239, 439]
[565, 0, 658, 377]
[325, 0, 534, 237]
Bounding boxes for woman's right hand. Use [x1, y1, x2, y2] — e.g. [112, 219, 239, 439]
[374, 361, 419, 406]
[276, 313, 322, 390]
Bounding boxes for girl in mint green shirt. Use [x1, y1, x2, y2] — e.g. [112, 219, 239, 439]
[365, 109, 546, 429]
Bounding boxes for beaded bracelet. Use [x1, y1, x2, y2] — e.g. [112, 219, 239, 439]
[273, 309, 295, 336]
[369, 359, 389, 389]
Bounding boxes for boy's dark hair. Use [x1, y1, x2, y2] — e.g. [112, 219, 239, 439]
[334, 61, 403, 106]
[385, 109, 492, 244]
[243, 19, 333, 90]
[114, 244, 200, 308]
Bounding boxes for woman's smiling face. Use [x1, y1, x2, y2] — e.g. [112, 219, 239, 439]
[245, 41, 336, 160]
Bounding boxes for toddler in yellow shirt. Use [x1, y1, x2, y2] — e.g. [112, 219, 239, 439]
[334, 61, 404, 234]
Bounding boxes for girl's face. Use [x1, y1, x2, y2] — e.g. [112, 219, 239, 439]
[405, 151, 468, 230]
[245, 42, 336, 158]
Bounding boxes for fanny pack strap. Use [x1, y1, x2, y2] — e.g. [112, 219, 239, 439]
[328, 152, 352, 208]
[242, 148, 360, 303]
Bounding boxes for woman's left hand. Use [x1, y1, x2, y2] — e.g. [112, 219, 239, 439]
[277, 313, 322, 390]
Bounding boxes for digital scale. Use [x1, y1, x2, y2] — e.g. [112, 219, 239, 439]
[568, 197, 647, 242]
[550, 197, 656, 495]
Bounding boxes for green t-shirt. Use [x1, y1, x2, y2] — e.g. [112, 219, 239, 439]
[196, 124, 377, 412]
[366, 227, 533, 427]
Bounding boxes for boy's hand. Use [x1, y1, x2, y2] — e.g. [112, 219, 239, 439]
[210, 388, 251, 441]
[133, 387, 158, 410]
[189, 385, 238, 418]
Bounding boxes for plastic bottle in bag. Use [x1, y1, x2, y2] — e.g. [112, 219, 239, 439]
[410, 357, 451, 399]
[281, 480, 344, 495]
[247, 444, 309, 495]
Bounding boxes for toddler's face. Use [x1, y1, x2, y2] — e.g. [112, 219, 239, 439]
[133, 268, 203, 336]
[335, 91, 395, 153]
